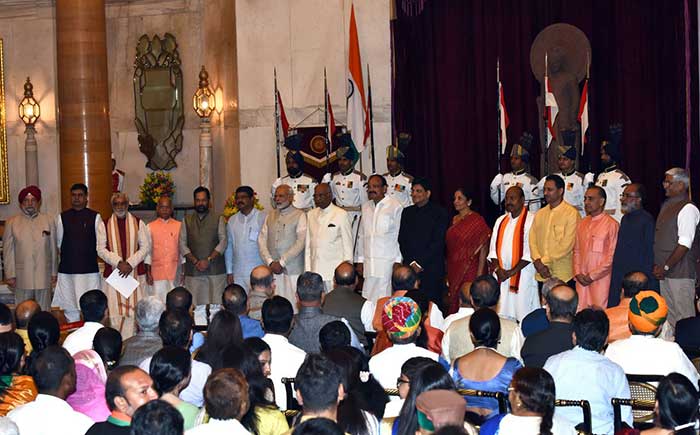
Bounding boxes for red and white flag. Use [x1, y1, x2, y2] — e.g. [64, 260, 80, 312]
[544, 54, 559, 149]
[577, 79, 589, 154]
[498, 81, 510, 154]
[347, 4, 370, 153]
[327, 91, 336, 146]
[277, 90, 290, 138]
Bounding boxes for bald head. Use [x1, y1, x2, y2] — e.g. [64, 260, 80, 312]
[622, 271, 649, 298]
[459, 282, 472, 307]
[391, 265, 418, 291]
[546, 285, 578, 322]
[15, 300, 40, 329]
[250, 265, 275, 295]
[333, 262, 357, 288]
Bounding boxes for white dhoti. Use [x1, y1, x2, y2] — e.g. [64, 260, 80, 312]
[496, 269, 540, 322]
[104, 275, 147, 340]
[52, 272, 103, 322]
[274, 273, 299, 313]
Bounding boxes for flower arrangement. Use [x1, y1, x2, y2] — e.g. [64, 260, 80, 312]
[223, 190, 264, 220]
[139, 171, 175, 207]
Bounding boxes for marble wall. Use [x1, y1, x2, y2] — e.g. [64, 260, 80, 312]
[0, 0, 391, 219]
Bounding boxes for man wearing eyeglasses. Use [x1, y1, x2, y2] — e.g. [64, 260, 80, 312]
[609, 184, 657, 307]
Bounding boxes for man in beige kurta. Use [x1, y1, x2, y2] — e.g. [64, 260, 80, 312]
[2, 186, 57, 309]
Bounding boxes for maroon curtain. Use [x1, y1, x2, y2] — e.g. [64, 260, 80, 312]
[393, 0, 699, 223]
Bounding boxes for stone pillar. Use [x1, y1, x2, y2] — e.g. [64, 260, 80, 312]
[199, 118, 212, 192]
[24, 125, 38, 186]
[55, 0, 112, 216]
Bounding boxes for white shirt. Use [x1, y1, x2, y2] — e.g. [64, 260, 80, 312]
[441, 307, 474, 332]
[304, 204, 353, 282]
[355, 196, 403, 277]
[538, 171, 594, 217]
[676, 203, 700, 248]
[186, 418, 250, 435]
[360, 299, 444, 332]
[8, 394, 94, 435]
[262, 333, 307, 410]
[62, 321, 104, 355]
[323, 171, 368, 211]
[272, 174, 317, 210]
[605, 334, 700, 389]
[490, 171, 540, 212]
[224, 209, 267, 282]
[140, 356, 212, 407]
[595, 167, 631, 223]
[96, 214, 151, 270]
[368, 343, 439, 389]
[384, 171, 413, 208]
[496, 413, 579, 435]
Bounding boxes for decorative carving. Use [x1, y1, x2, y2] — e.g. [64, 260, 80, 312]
[133, 33, 184, 170]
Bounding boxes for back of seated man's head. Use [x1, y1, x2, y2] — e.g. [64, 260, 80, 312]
[15, 300, 40, 330]
[292, 417, 344, 435]
[545, 285, 578, 322]
[166, 287, 193, 313]
[222, 284, 248, 316]
[297, 272, 325, 305]
[31, 345, 75, 398]
[541, 278, 566, 302]
[319, 321, 351, 352]
[0, 303, 13, 333]
[158, 310, 193, 349]
[80, 289, 108, 323]
[106, 365, 158, 418]
[250, 266, 274, 293]
[381, 296, 423, 345]
[131, 399, 184, 435]
[295, 354, 343, 415]
[572, 308, 609, 352]
[261, 296, 294, 335]
[392, 265, 418, 292]
[469, 275, 500, 309]
[622, 271, 649, 299]
[204, 368, 249, 421]
[333, 262, 357, 288]
[136, 296, 165, 333]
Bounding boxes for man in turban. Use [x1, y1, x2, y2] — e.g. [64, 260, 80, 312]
[595, 124, 631, 223]
[606, 291, 698, 389]
[383, 136, 414, 208]
[271, 134, 317, 211]
[368, 296, 438, 389]
[490, 132, 540, 212]
[2, 186, 57, 309]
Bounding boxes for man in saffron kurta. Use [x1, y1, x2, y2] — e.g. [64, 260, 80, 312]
[573, 186, 619, 310]
[98, 193, 150, 339]
[529, 175, 581, 284]
[145, 196, 183, 303]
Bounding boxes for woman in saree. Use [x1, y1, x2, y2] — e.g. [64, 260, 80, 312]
[445, 188, 491, 314]
[0, 332, 37, 416]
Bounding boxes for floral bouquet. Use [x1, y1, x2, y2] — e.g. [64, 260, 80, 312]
[139, 171, 175, 207]
[223, 190, 264, 220]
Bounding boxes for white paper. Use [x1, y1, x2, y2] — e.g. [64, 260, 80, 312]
[105, 269, 139, 299]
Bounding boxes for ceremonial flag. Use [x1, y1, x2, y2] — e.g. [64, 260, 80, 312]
[577, 78, 589, 154]
[277, 90, 289, 138]
[347, 4, 370, 152]
[544, 73, 559, 148]
[498, 80, 510, 154]
[327, 91, 336, 144]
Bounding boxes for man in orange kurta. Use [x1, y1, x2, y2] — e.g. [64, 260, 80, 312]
[574, 186, 619, 310]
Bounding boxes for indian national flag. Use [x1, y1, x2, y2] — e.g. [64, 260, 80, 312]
[346, 4, 369, 153]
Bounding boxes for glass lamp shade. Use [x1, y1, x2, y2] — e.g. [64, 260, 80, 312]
[18, 78, 40, 126]
[193, 66, 215, 118]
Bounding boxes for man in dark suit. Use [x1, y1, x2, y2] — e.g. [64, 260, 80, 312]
[521, 285, 578, 367]
[322, 262, 367, 347]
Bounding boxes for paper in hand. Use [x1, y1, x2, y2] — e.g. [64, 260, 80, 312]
[105, 268, 139, 299]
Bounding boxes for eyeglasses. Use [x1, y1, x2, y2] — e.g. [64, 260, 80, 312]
[396, 378, 410, 388]
[619, 193, 639, 199]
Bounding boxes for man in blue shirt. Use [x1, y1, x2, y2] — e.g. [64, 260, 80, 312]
[222, 283, 264, 338]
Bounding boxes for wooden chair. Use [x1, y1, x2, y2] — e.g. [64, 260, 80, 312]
[281, 377, 301, 411]
[555, 399, 592, 435]
[383, 387, 508, 414]
[626, 374, 662, 423]
[611, 398, 656, 433]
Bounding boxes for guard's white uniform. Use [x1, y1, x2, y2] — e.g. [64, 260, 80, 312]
[595, 166, 631, 223]
[384, 171, 414, 208]
[271, 173, 317, 210]
[538, 171, 594, 217]
[490, 171, 540, 212]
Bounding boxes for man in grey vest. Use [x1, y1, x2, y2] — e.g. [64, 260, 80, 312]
[653, 168, 700, 331]
[322, 262, 367, 347]
[289, 271, 342, 353]
[180, 186, 227, 307]
[258, 184, 307, 309]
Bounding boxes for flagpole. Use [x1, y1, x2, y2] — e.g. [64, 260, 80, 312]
[497, 58, 503, 214]
[324, 67, 330, 173]
[367, 64, 376, 173]
[543, 52, 549, 176]
[274, 68, 281, 178]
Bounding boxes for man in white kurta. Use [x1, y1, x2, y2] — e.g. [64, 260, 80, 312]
[225, 186, 267, 293]
[305, 183, 353, 291]
[53, 183, 104, 322]
[356, 175, 403, 301]
[488, 186, 539, 322]
[97, 193, 150, 339]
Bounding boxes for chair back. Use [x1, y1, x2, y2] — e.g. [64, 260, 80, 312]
[626, 374, 661, 422]
[384, 387, 508, 414]
[555, 399, 592, 434]
[281, 377, 301, 411]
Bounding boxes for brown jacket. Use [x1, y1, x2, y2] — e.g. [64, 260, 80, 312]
[3, 213, 57, 289]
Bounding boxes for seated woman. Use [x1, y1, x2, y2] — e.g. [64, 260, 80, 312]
[480, 367, 576, 435]
[244, 336, 274, 403]
[383, 356, 437, 421]
[24, 311, 59, 374]
[449, 308, 521, 420]
[0, 332, 37, 416]
[195, 310, 243, 370]
[150, 346, 200, 430]
[67, 327, 122, 421]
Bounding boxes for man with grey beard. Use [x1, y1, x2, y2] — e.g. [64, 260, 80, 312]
[98, 192, 150, 338]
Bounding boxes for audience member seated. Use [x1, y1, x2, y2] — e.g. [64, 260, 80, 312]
[131, 399, 184, 435]
[63, 289, 108, 355]
[416, 389, 478, 435]
[606, 291, 699, 388]
[25, 311, 60, 374]
[150, 346, 200, 431]
[0, 332, 36, 415]
[186, 368, 250, 435]
[222, 283, 264, 339]
[480, 367, 576, 435]
[322, 262, 368, 347]
[85, 365, 158, 434]
[0, 417, 18, 435]
[520, 278, 565, 337]
[166, 287, 204, 353]
[249, 266, 277, 321]
[441, 282, 474, 332]
[521, 285, 577, 368]
[639, 373, 699, 435]
[0, 304, 13, 333]
[292, 417, 344, 435]
[120, 296, 164, 367]
[221, 343, 289, 435]
[244, 337, 272, 378]
[14, 300, 40, 353]
[319, 321, 351, 353]
[675, 297, 700, 352]
[449, 308, 522, 420]
[286, 354, 344, 434]
[394, 361, 456, 435]
[368, 297, 439, 389]
[404, 289, 445, 355]
[544, 308, 632, 434]
[68, 327, 122, 421]
[605, 271, 649, 342]
[195, 309, 243, 370]
[384, 357, 437, 419]
[140, 310, 211, 407]
[261, 296, 306, 410]
[8, 346, 93, 434]
[442, 275, 523, 363]
[326, 346, 388, 434]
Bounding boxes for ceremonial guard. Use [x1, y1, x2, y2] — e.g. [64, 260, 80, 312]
[595, 124, 631, 222]
[271, 134, 317, 211]
[384, 134, 413, 208]
[490, 132, 540, 212]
